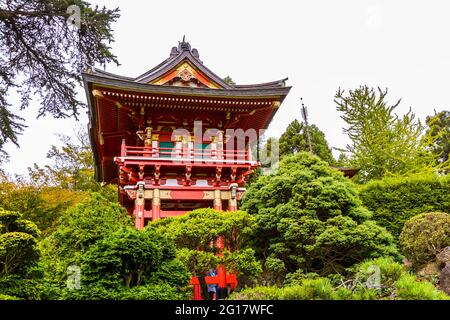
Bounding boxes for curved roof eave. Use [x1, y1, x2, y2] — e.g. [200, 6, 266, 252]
[83, 72, 291, 99]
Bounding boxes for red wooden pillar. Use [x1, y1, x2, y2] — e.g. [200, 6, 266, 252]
[215, 235, 227, 299]
[213, 188, 227, 298]
[217, 264, 227, 299]
[134, 197, 145, 230]
[217, 187, 238, 298]
[152, 188, 161, 221]
[193, 277, 202, 300]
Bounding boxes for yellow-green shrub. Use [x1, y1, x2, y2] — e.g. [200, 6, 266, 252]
[399, 212, 450, 266]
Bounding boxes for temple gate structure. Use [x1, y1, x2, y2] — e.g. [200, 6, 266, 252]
[83, 39, 291, 299]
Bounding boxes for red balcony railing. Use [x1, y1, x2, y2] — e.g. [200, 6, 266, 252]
[117, 141, 255, 165]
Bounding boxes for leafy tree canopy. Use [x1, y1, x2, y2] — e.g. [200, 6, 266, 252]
[27, 127, 114, 197]
[38, 192, 133, 298]
[42, 192, 132, 262]
[0, 175, 87, 236]
[223, 76, 235, 85]
[335, 86, 437, 182]
[82, 227, 188, 288]
[425, 110, 450, 165]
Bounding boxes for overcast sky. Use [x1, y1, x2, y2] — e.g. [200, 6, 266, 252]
[3, 0, 450, 175]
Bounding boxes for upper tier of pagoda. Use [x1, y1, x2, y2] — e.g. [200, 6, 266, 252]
[82, 39, 291, 183]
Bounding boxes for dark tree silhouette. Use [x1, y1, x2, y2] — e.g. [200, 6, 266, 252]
[0, 0, 120, 153]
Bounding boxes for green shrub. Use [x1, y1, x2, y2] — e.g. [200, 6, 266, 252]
[39, 192, 133, 295]
[351, 257, 404, 286]
[82, 227, 189, 285]
[0, 276, 42, 300]
[155, 208, 261, 278]
[395, 274, 449, 300]
[118, 284, 189, 300]
[228, 286, 281, 300]
[0, 208, 41, 277]
[230, 269, 450, 300]
[347, 257, 449, 300]
[399, 212, 450, 266]
[284, 269, 319, 286]
[242, 152, 400, 277]
[230, 278, 353, 300]
[57, 226, 190, 300]
[280, 278, 343, 300]
[0, 293, 20, 300]
[359, 174, 450, 239]
[63, 283, 189, 300]
[345, 257, 405, 299]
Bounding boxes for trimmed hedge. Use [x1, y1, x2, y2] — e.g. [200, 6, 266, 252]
[358, 174, 450, 239]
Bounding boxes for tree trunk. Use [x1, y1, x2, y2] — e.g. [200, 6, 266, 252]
[125, 272, 132, 288]
[197, 275, 211, 300]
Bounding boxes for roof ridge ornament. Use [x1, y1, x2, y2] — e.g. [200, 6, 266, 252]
[170, 36, 202, 62]
[179, 35, 191, 51]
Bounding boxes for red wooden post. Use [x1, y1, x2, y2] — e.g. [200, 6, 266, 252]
[217, 265, 227, 299]
[193, 278, 202, 300]
[134, 199, 145, 230]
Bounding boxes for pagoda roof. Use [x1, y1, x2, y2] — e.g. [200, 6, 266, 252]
[83, 73, 290, 99]
[82, 39, 291, 183]
[83, 38, 290, 92]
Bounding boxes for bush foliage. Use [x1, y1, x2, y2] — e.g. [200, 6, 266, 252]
[36, 193, 194, 300]
[0, 208, 40, 278]
[242, 152, 399, 278]
[154, 208, 261, 278]
[59, 227, 190, 300]
[399, 212, 450, 267]
[359, 174, 450, 238]
[230, 257, 449, 300]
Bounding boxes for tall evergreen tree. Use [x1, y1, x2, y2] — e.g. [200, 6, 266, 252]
[0, 0, 120, 153]
[279, 119, 335, 164]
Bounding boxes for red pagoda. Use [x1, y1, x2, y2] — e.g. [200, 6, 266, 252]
[82, 38, 291, 298]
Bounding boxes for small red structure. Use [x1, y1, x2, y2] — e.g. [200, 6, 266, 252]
[334, 167, 360, 178]
[83, 39, 290, 299]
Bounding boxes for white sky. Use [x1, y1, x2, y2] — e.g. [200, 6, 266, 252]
[3, 0, 450, 175]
